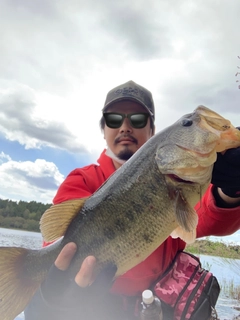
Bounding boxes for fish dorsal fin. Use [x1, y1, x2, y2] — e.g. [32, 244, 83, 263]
[40, 199, 87, 242]
[170, 190, 198, 244]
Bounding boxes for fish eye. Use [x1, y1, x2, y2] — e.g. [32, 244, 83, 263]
[182, 119, 193, 127]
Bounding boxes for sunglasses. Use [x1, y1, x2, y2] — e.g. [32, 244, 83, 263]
[103, 112, 150, 129]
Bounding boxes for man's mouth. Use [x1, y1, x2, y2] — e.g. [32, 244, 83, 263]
[115, 135, 138, 145]
[118, 139, 134, 144]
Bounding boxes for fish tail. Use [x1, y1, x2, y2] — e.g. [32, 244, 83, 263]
[0, 247, 47, 320]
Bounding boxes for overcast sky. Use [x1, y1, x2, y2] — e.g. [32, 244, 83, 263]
[0, 0, 239, 206]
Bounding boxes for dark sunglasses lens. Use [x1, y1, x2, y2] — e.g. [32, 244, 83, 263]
[104, 113, 123, 128]
[130, 114, 149, 128]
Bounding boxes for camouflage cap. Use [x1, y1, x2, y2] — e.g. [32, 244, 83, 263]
[103, 80, 155, 119]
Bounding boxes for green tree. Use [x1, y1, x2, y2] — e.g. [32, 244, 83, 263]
[0, 199, 51, 232]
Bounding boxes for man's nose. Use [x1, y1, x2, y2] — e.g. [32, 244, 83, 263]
[119, 118, 133, 132]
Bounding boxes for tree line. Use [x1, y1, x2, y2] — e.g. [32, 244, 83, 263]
[186, 238, 240, 259]
[0, 199, 51, 232]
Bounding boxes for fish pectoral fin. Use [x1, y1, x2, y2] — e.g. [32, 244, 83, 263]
[170, 227, 196, 244]
[40, 198, 88, 242]
[0, 247, 45, 320]
[175, 190, 198, 232]
[171, 190, 198, 244]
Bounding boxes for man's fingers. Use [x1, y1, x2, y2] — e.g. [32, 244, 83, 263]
[54, 242, 97, 288]
[55, 242, 77, 271]
[75, 256, 96, 287]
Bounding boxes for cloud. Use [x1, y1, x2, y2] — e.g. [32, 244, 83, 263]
[0, 158, 64, 203]
[0, 84, 89, 153]
[0, 152, 11, 164]
[93, 0, 171, 60]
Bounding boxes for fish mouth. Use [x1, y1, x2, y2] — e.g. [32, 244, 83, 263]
[167, 174, 195, 184]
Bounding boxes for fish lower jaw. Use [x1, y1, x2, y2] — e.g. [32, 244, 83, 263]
[167, 174, 195, 184]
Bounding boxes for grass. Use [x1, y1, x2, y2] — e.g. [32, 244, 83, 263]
[221, 278, 240, 301]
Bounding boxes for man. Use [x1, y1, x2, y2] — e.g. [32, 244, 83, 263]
[25, 80, 240, 320]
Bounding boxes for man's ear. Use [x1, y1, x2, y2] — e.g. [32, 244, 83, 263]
[151, 125, 156, 136]
[103, 127, 106, 140]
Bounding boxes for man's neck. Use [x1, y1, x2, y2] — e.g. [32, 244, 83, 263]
[105, 148, 126, 169]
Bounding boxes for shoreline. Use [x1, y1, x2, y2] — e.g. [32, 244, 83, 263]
[186, 238, 240, 260]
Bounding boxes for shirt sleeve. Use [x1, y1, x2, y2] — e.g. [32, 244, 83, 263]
[196, 184, 240, 238]
[53, 168, 98, 204]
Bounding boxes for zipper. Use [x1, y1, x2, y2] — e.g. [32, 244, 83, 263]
[173, 265, 199, 308]
[180, 269, 208, 320]
[173, 252, 201, 308]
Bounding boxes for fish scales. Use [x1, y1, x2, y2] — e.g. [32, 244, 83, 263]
[61, 149, 178, 277]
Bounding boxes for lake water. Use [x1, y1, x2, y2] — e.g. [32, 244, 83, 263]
[0, 227, 240, 320]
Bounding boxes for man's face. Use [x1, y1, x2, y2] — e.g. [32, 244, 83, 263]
[103, 100, 154, 165]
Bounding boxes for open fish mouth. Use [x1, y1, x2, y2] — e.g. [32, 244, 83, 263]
[165, 163, 213, 185]
[167, 174, 195, 184]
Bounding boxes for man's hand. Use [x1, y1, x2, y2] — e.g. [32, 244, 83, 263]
[24, 242, 118, 320]
[212, 127, 240, 207]
[39, 242, 116, 309]
[54, 242, 96, 287]
[211, 146, 240, 198]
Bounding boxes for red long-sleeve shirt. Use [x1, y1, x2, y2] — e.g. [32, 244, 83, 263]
[47, 149, 240, 297]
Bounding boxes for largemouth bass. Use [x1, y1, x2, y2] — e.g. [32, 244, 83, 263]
[1, 106, 240, 320]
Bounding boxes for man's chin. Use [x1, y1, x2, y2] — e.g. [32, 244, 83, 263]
[116, 149, 134, 161]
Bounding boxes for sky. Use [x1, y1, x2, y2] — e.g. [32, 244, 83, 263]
[0, 0, 239, 207]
